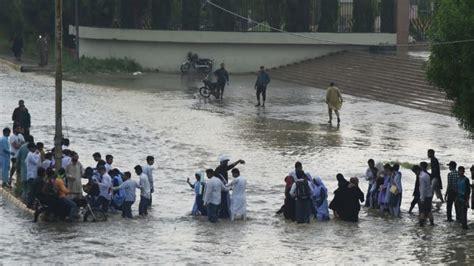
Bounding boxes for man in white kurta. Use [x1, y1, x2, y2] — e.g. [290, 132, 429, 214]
[229, 168, 247, 221]
[66, 152, 84, 199]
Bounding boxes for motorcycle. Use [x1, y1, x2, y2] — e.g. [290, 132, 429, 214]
[199, 75, 221, 99]
[33, 195, 107, 223]
[181, 52, 213, 73]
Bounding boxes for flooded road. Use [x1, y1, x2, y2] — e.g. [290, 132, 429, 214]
[0, 65, 473, 264]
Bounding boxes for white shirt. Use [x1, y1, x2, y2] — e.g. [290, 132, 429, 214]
[105, 163, 112, 173]
[203, 176, 227, 205]
[41, 159, 53, 169]
[419, 171, 433, 199]
[138, 173, 151, 199]
[26, 151, 40, 180]
[230, 176, 247, 216]
[98, 173, 112, 200]
[62, 155, 72, 169]
[365, 168, 376, 184]
[116, 179, 139, 202]
[9, 133, 24, 158]
[142, 164, 154, 190]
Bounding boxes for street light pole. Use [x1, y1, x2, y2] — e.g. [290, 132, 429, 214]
[75, 0, 79, 60]
[54, 0, 63, 171]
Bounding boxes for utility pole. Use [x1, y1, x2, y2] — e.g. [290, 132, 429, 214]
[54, 0, 63, 171]
[75, 0, 79, 60]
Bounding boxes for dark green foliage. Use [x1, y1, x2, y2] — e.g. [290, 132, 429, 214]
[426, 0, 474, 133]
[264, 0, 284, 31]
[318, 0, 338, 32]
[120, 0, 135, 28]
[285, 0, 311, 32]
[352, 0, 375, 32]
[152, 0, 172, 29]
[211, 0, 234, 31]
[181, 0, 200, 30]
[63, 54, 143, 73]
[380, 0, 395, 33]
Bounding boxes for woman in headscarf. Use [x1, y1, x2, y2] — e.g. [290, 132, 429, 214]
[311, 176, 330, 221]
[378, 164, 392, 213]
[329, 173, 349, 218]
[341, 177, 365, 222]
[187, 172, 206, 216]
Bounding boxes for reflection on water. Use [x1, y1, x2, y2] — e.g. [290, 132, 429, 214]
[0, 66, 473, 264]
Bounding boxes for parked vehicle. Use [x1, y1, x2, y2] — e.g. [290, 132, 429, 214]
[181, 52, 213, 73]
[33, 195, 107, 223]
[199, 75, 220, 99]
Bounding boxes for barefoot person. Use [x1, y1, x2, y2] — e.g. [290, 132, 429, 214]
[326, 82, 343, 124]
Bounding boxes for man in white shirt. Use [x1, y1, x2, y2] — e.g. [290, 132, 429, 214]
[25, 142, 40, 207]
[41, 152, 53, 169]
[135, 165, 150, 216]
[105, 154, 113, 173]
[229, 168, 247, 221]
[66, 152, 84, 199]
[412, 165, 434, 227]
[142, 155, 154, 208]
[96, 165, 112, 212]
[8, 125, 24, 185]
[203, 169, 228, 223]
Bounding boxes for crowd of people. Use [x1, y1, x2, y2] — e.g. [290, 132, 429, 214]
[0, 102, 157, 221]
[274, 151, 474, 230]
[2, 100, 474, 228]
[186, 156, 247, 223]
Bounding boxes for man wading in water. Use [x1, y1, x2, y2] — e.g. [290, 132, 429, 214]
[255, 66, 270, 107]
[215, 155, 245, 219]
[214, 63, 229, 100]
[326, 82, 343, 125]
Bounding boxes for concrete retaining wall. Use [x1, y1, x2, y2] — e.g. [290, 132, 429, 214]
[72, 26, 396, 73]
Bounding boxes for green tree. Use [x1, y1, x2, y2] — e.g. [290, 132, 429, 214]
[181, 0, 200, 30]
[352, 0, 376, 32]
[152, 0, 172, 29]
[211, 0, 234, 31]
[380, 0, 395, 33]
[285, 0, 311, 32]
[264, 0, 284, 31]
[426, 0, 474, 132]
[120, 0, 135, 28]
[318, 0, 338, 32]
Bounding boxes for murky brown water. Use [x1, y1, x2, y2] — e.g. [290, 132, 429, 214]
[1, 65, 473, 264]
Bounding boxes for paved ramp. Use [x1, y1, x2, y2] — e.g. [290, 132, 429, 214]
[269, 50, 452, 116]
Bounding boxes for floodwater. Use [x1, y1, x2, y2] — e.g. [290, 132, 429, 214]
[0, 65, 473, 264]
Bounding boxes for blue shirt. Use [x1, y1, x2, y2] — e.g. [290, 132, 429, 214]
[117, 179, 138, 202]
[0, 136, 10, 158]
[255, 71, 270, 87]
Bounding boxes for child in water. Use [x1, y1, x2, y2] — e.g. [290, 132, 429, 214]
[187, 172, 206, 216]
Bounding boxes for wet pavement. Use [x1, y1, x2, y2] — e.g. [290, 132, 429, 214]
[0, 65, 473, 264]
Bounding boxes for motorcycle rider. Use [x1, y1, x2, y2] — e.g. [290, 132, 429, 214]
[214, 63, 229, 100]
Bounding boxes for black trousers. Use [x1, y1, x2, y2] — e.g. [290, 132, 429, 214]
[256, 85, 267, 102]
[217, 83, 226, 98]
[455, 200, 468, 227]
[139, 196, 149, 216]
[122, 201, 134, 218]
[410, 195, 419, 211]
[446, 190, 457, 220]
[97, 196, 110, 213]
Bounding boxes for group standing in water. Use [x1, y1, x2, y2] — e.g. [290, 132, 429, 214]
[2, 100, 474, 230]
[186, 156, 247, 223]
